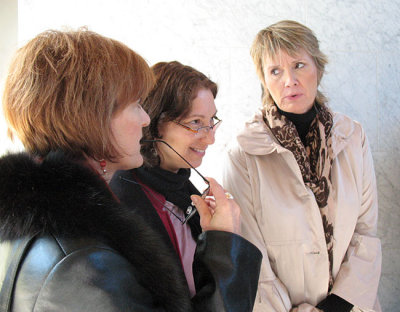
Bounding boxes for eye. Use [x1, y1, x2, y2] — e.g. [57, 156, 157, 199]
[270, 68, 280, 76]
[295, 62, 305, 69]
[188, 119, 202, 126]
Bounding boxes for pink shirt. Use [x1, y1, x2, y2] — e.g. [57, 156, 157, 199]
[141, 184, 197, 297]
[164, 200, 197, 297]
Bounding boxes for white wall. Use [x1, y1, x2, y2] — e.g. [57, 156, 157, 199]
[1, 0, 399, 310]
[0, 0, 20, 152]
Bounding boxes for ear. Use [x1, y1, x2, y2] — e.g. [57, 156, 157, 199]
[156, 121, 165, 139]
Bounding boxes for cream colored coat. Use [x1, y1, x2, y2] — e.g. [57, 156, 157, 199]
[223, 110, 381, 312]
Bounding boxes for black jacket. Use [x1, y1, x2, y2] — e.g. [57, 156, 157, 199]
[0, 152, 261, 312]
[109, 168, 202, 256]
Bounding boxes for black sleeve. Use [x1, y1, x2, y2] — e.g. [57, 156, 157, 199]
[38, 233, 261, 312]
[35, 247, 163, 312]
[192, 231, 262, 312]
[316, 294, 354, 312]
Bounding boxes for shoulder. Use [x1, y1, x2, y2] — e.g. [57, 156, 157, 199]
[332, 112, 367, 155]
[332, 112, 364, 138]
[235, 110, 279, 156]
[0, 151, 119, 240]
[109, 169, 144, 201]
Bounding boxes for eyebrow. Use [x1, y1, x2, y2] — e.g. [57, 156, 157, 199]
[184, 110, 218, 119]
[266, 58, 306, 70]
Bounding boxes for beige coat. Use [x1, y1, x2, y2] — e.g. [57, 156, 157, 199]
[223, 110, 381, 312]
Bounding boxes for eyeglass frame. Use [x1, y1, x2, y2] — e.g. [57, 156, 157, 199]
[172, 117, 222, 135]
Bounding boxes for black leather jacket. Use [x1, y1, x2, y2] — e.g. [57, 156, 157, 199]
[0, 152, 262, 312]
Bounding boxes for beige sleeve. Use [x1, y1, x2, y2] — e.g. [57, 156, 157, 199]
[331, 127, 382, 312]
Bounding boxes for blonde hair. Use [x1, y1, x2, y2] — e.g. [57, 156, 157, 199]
[3, 28, 154, 160]
[250, 20, 328, 107]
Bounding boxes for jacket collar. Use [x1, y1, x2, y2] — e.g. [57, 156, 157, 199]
[237, 108, 355, 159]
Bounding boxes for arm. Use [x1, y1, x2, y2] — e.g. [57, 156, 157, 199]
[35, 247, 166, 312]
[190, 177, 262, 311]
[222, 147, 292, 312]
[330, 128, 382, 311]
[192, 231, 262, 312]
[37, 238, 260, 312]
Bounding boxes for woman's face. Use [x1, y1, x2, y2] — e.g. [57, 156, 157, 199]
[110, 99, 150, 170]
[263, 49, 318, 114]
[157, 88, 217, 173]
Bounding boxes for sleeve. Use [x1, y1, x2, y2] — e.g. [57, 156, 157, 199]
[191, 231, 262, 312]
[35, 240, 261, 312]
[330, 128, 382, 311]
[222, 147, 292, 312]
[316, 294, 353, 312]
[35, 247, 165, 312]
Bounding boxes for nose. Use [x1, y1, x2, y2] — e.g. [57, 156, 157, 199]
[284, 69, 298, 87]
[142, 109, 150, 127]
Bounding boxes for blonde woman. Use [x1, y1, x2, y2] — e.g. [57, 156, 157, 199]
[223, 20, 381, 312]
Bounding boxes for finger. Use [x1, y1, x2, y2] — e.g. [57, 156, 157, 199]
[204, 198, 216, 206]
[191, 194, 211, 229]
[205, 177, 229, 204]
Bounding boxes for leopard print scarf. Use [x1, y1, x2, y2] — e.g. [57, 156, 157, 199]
[263, 103, 335, 290]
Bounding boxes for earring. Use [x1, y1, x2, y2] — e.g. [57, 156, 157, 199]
[99, 159, 107, 175]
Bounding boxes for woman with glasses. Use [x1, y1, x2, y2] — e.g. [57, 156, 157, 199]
[0, 31, 261, 311]
[110, 61, 249, 302]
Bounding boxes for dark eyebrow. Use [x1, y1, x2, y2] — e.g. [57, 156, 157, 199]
[184, 110, 218, 119]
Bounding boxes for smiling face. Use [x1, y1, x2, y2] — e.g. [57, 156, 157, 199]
[263, 49, 318, 114]
[157, 88, 217, 173]
[110, 100, 150, 171]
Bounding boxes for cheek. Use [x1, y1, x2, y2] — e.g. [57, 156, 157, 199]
[266, 80, 280, 99]
[306, 73, 318, 95]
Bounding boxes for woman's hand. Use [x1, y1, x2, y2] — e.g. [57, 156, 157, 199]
[190, 177, 240, 234]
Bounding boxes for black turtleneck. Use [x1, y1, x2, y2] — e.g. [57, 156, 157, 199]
[134, 166, 202, 239]
[277, 105, 317, 145]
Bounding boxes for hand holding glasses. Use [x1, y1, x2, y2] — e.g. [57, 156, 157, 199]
[190, 177, 240, 234]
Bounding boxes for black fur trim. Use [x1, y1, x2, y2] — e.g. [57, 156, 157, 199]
[0, 151, 192, 311]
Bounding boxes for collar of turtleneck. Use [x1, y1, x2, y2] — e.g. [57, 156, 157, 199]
[277, 105, 317, 145]
[135, 166, 191, 193]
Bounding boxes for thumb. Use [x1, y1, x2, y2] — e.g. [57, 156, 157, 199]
[191, 195, 211, 230]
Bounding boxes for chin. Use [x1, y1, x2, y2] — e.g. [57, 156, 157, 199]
[192, 159, 202, 169]
[134, 157, 144, 168]
[125, 155, 144, 170]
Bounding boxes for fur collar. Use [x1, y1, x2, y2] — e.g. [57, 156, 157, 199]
[0, 151, 192, 311]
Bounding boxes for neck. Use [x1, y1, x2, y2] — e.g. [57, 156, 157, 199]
[159, 161, 180, 174]
[277, 105, 317, 145]
[86, 157, 115, 184]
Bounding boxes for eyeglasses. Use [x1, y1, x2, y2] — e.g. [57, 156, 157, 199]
[173, 117, 222, 136]
[124, 139, 210, 225]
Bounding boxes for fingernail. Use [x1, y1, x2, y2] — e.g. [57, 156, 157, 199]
[191, 196, 197, 205]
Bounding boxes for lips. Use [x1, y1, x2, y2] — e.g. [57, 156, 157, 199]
[191, 147, 206, 153]
[283, 93, 303, 100]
